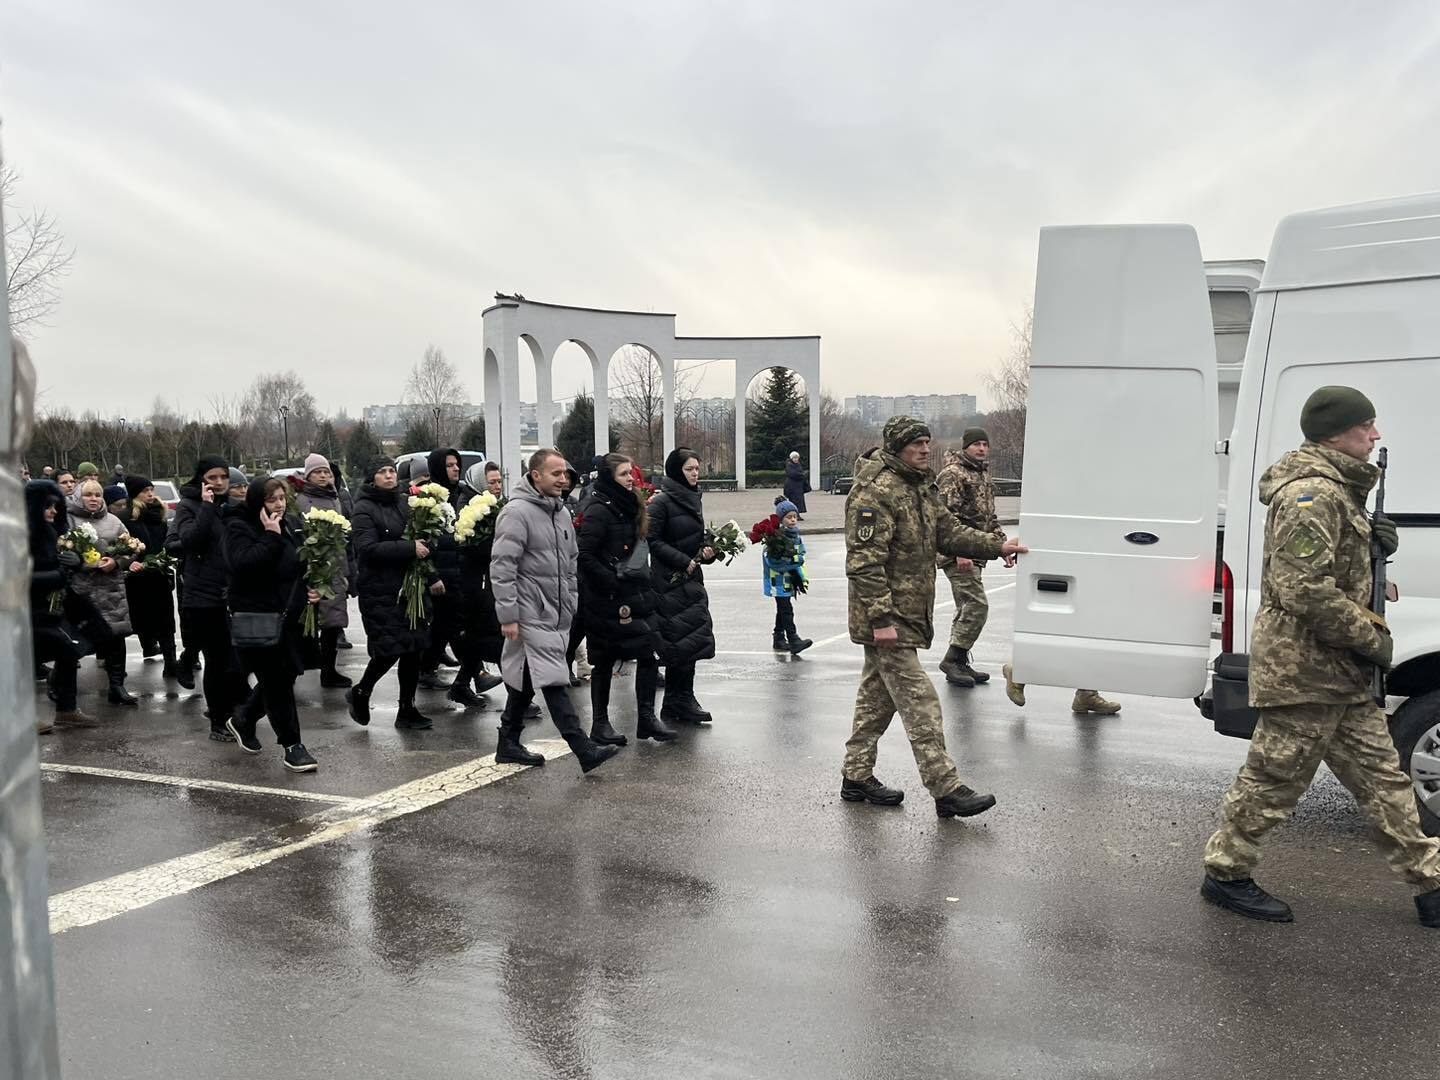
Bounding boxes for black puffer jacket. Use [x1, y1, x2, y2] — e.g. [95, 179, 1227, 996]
[125, 499, 176, 639]
[26, 480, 106, 657]
[225, 487, 305, 618]
[166, 484, 229, 609]
[352, 482, 432, 658]
[578, 473, 660, 660]
[646, 476, 716, 666]
[423, 447, 464, 592]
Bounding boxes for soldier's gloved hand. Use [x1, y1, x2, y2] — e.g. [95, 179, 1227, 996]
[1372, 514, 1399, 557]
[1360, 631, 1395, 673]
[57, 550, 80, 569]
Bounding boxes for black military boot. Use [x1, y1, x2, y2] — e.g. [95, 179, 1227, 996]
[1417, 889, 1440, 928]
[840, 775, 904, 806]
[957, 649, 989, 684]
[935, 785, 997, 818]
[590, 712, 628, 746]
[1200, 875, 1294, 923]
[564, 731, 621, 773]
[939, 645, 975, 688]
[496, 723, 545, 766]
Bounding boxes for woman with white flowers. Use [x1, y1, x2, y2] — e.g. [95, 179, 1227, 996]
[68, 477, 141, 706]
[295, 453, 354, 690]
[347, 456, 441, 730]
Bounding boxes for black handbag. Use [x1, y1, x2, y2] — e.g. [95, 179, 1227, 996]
[230, 611, 285, 648]
[615, 538, 651, 583]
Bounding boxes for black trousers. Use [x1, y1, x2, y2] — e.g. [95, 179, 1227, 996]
[502, 662, 581, 738]
[773, 596, 795, 632]
[237, 643, 302, 746]
[422, 594, 462, 670]
[33, 631, 79, 712]
[589, 644, 657, 716]
[182, 606, 246, 720]
[357, 651, 422, 706]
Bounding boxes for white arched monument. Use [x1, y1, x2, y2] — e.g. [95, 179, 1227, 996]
[480, 296, 820, 490]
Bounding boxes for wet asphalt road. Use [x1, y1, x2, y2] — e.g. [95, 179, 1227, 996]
[36, 536, 1434, 1079]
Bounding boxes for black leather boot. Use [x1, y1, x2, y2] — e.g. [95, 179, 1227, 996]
[772, 629, 788, 651]
[939, 645, 975, 687]
[840, 775, 904, 805]
[319, 629, 353, 688]
[564, 731, 620, 773]
[1201, 875, 1294, 923]
[660, 666, 712, 724]
[496, 723, 544, 766]
[636, 708, 677, 742]
[106, 660, 138, 707]
[395, 704, 435, 730]
[935, 785, 997, 818]
[345, 685, 371, 727]
[786, 629, 813, 655]
[160, 639, 180, 680]
[590, 712, 628, 746]
[958, 649, 990, 684]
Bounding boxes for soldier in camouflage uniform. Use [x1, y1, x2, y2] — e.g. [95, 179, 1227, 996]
[1201, 386, 1440, 928]
[840, 416, 1026, 817]
[935, 428, 1009, 687]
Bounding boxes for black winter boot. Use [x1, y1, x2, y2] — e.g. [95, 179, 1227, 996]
[786, 629, 813, 655]
[636, 709, 677, 742]
[773, 629, 788, 651]
[106, 662, 139, 707]
[395, 705, 435, 730]
[564, 731, 621, 773]
[590, 712, 628, 746]
[496, 723, 544, 766]
[1201, 875, 1294, 922]
[661, 667, 712, 724]
[319, 629, 352, 688]
[939, 645, 974, 687]
[345, 685, 372, 726]
[447, 681, 486, 708]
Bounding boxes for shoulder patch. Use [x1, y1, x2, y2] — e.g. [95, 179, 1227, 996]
[1283, 521, 1327, 560]
[1295, 494, 1314, 507]
[856, 507, 877, 542]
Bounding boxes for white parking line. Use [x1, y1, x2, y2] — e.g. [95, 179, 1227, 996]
[48, 740, 571, 935]
[41, 763, 368, 806]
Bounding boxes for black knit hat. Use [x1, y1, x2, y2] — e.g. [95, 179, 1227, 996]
[190, 454, 229, 485]
[364, 455, 397, 483]
[962, 427, 991, 449]
[883, 415, 931, 454]
[1301, 386, 1376, 442]
[124, 474, 154, 502]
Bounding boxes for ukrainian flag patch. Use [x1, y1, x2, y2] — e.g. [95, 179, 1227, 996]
[1295, 494, 1314, 507]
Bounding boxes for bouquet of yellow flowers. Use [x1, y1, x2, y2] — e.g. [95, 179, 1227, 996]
[298, 507, 353, 637]
[399, 483, 456, 630]
[58, 522, 101, 568]
[454, 491, 502, 546]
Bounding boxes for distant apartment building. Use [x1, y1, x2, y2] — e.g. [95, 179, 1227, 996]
[843, 394, 977, 425]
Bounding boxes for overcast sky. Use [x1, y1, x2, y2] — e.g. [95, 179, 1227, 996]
[5, 0, 1440, 419]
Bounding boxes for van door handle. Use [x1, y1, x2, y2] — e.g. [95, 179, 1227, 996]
[1037, 579, 1068, 593]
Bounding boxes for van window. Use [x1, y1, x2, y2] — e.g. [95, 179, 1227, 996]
[1209, 290, 1253, 329]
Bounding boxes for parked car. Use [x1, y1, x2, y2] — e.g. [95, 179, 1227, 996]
[152, 480, 180, 517]
[394, 450, 488, 485]
[830, 475, 854, 495]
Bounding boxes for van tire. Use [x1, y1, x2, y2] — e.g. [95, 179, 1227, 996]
[1388, 691, 1440, 838]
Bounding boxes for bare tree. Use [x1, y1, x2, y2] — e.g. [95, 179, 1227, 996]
[820, 391, 876, 478]
[610, 346, 699, 469]
[238, 373, 318, 460]
[404, 344, 468, 445]
[3, 166, 75, 334]
[985, 305, 1032, 477]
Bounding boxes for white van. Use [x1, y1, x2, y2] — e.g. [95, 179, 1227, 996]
[1012, 195, 1440, 835]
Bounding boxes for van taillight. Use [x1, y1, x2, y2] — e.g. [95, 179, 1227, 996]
[1221, 561, 1235, 654]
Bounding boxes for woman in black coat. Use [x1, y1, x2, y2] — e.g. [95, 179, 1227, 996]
[645, 447, 718, 724]
[784, 452, 810, 516]
[577, 454, 673, 744]
[26, 480, 98, 730]
[123, 475, 180, 680]
[346, 456, 437, 731]
[223, 477, 320, 772]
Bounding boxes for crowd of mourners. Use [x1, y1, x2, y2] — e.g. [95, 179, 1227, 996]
[24, 444, 735, 775]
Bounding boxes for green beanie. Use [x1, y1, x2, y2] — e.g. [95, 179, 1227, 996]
[962, 427, 990, 449]
[1301, 386, 1375, 442]
[76, 461, 99, 477]
[883, 415, 931, 454]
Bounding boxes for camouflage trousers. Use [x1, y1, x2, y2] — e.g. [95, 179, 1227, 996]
[1204, 702, 1440, 891]
[942, 563, 988, 650]
[842, 645, 961, 798]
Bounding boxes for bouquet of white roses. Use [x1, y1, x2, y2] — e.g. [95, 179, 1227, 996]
[454, 491, 502, 546]
[706, 519, 747, 565]
[58, 521, 101, 569]
[298, 507, 352, 637]
[399, 483, 456, 630]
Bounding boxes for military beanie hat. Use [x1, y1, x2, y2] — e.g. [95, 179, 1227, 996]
[962, 427, 990, 449]
[1300, 386, 1375, 442]
[883, 415, 931, 454]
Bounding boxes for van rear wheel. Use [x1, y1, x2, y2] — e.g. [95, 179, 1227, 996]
[1389, 691, 1440, 838]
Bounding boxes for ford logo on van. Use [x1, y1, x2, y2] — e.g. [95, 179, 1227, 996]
[1124, 531, 1160, 546]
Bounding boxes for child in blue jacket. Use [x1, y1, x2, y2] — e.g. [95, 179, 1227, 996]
[765, 500, 812, 655]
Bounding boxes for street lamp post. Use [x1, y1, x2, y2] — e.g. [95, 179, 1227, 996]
[432, 406, 443, 445]
[279, 405, 290, 463]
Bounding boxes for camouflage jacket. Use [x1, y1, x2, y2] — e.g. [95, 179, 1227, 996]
[935, 448, 1007, 567]
[846, 448, 1005, 648]
[1250, 442, 1385, 708]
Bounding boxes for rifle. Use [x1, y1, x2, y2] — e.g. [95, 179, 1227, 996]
[1371, 446, 1390, 706]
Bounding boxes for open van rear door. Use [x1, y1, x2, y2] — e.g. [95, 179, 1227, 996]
[1011, 225, 1218, 698]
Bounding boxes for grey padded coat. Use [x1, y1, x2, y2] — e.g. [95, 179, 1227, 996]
[66, 496, 133, 635]
[490, 475, 578, 690]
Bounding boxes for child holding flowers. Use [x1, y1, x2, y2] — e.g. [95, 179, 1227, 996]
[757, 499, 813, 656]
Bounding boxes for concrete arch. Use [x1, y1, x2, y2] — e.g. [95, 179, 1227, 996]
[480, 296, 819, 490]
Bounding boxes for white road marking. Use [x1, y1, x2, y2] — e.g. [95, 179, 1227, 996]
[48, 740, 571, 935]
[41, 763, 367, 806]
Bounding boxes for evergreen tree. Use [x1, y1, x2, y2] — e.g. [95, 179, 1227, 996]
[313, 420, 341, 464]
[747, 367, 808, 470]
[343, 421, 383, 478]
[457, 416, 486, 451]
[401, 419, 437, 454]
[555, 392, 617, 470]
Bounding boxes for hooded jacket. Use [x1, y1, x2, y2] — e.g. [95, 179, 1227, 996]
[646, 473, 717, 667]
[423, 447, 465, 592]
[844, 447, 1004, 648]
[491, 473, 578, 689]
[1249, 442, 1387, 707]
[26, 480, 68, 626]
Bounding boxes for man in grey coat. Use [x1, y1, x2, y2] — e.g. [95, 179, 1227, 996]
[490, 448, 620, 773]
